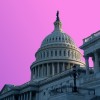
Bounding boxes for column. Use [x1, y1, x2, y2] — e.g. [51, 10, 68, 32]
[84, 56, 89, 75]
[18, 95, 20, 100]
[43, 64, 44, 77]
[41, 64, 43, 77]
[52, 63, 55, 75]
[43, 64, 46, 76]
[21, 94, 23, 100]
[94, 51, 99, 73]
[36, 92, 39, 100]
[47, 63, 49, 76]
[92, 56, 95, 68]
[26, 92, 29, 100]
[20, 95, 21, 100]
[12, 95, 15, 100]
[38, 66, 39, 78]
[31, 69, 33, 80]
[44, 64, 47, 76]
[67, 63, 70, 69]
[39, 65, 42, 78]
[62, 62, 65, 71]
[9, 96, 10, 100]
[35, 67, 37, 78]
[45, 64, 47, 76]
[29, 91, 32, 100]
[57, 62, 59, 73]
[24, 93, 25, 100]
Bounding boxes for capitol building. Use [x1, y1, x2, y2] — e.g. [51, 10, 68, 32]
[0, 12, 100, 100]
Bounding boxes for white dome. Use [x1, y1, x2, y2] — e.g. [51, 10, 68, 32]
[41, 30, 75, 48]
[41, 13, 75, 48]
[30, 11, 84, 80]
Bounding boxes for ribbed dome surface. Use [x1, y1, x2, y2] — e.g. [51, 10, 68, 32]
[41, 31, 75, 47]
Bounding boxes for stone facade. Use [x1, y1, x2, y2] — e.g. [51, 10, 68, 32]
[0, 12, 100, 100]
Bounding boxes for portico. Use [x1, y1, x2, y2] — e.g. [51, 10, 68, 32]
[80, 31, 100, 75]
[31, 61, 82, 80]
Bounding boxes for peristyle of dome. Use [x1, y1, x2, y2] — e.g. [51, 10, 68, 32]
[30, 11, 84, 80]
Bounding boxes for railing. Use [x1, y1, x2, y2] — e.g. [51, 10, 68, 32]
[50, 85, 95, 96]
[83, 31, 100, 43]
[80, 73, 97, 85]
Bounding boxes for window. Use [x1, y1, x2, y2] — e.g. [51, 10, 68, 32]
[52, 38, 54, 41]
[43, 92, 46, 95]
[43, 52, 45, 58]
[64, 50, 66, 56]
[62, 37, 64, 40]
[68, 50, 70, 57]
[41, 53, 42, 58]
[47, 51, 49, 57]
[50, 38, 51, 42]
[59, 50, 61, 56]
[33, 68, 35, 74]
[56, 37, 57, 41]
[51, 51, 53, 56]
[55, 50, 57, 56]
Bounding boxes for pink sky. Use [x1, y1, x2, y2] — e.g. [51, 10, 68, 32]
[0, 0, 100, 90]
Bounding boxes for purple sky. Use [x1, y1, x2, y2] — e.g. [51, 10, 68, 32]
[0, 0, 100, 90]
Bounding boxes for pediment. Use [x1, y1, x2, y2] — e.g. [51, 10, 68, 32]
[0, 84, 14, 94]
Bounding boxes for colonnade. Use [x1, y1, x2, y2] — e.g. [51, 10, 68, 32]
[31, 62, 74, 79]
[1, 95, 15, 100]
[18, 91, 32, 100]
[84, 50, 100, 75]
[1, 91, 33, 100]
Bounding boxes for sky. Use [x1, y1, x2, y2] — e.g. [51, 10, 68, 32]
[0, 0, 100, 90]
